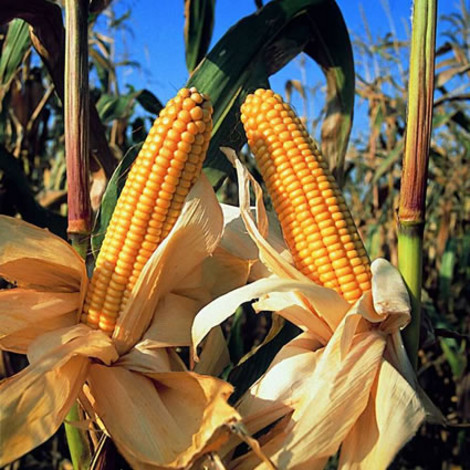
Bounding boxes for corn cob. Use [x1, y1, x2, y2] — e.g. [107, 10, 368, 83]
[82, 87, 213, 333]
[240, 88, 371, 303]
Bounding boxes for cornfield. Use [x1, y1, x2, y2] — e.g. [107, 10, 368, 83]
[0, 0, 468, 469]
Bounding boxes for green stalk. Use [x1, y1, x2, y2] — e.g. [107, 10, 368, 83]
[64, 0, 92, 468]
[64, 402, 91, 470]
[398, 0, 437, 369]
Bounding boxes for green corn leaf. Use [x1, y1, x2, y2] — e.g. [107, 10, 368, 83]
[184, 0, 216, 74]
[0, 19, 31, 102]
[226, 306, 247, 366]
[96, 92, 139, 123]
[438, 237, 457, 306]
[135, 89, 164, 116]
[462, 233, 470, 281]
[95, 88, 163, 124]
[372, 141, 404, 184]
[440, 337, 466, 379]
[188, 0, 355, 187]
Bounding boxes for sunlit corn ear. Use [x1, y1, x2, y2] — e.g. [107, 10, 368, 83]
[82, 87, 213, 334]
[240, 88, 371, 303]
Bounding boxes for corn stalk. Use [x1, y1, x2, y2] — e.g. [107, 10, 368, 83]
[63, 0, 92, 468]
[399, 0, 437, 368]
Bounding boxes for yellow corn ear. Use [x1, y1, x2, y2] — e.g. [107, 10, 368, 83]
[82, 87, 213, 333]
[240, 88, 371, 303]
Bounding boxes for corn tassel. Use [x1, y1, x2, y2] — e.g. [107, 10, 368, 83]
[240, 88, 371, 303]
[82, 87, 213, 333]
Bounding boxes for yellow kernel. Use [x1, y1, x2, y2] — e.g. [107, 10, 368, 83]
[183, 98, 196, 110]
[356, 272, 371, 283]
[343, 288, 363, 302]
[359, 281, 371, 291]
[182, 131, 195, 143]
[177, 110, 191, 123]
[190, 92, 203, 104]
[173, 120, 186, 132]
[353, 264, 367, 275]
[190, 106, 203, 120]
[332, 258, 349, 269]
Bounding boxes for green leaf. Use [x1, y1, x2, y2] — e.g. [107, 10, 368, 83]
[226, 306, 247, 365]
[440, 337, 466, 379]
[184, 0, 215, 73]
[303, 1, 355, 185]
[187, 0, 355, 187]
[96, 89, 163, 124]
[372, 140, 404, 184]
[0, 19, 31, 100]
[96, 92, 139, 123]
[462, 233, 470, 281]
[135, 89, 164, 116]
[438, 237, 457, 306]
[89, 46, 112, 90]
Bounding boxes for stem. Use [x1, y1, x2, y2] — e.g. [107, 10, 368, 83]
[65, 0, 91, 236]
[398, 0, 437, 368]
[398, 223, 423, 368]
[64, 1, 92, 468]
[65, 402, 91, 470]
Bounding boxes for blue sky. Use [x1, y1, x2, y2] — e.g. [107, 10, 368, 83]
[106, 0, 462, 138]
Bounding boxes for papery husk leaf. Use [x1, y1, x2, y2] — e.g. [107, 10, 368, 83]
[27, 324, 118, 365]
[237, 332, 323, 431]
[116, 343, 174, 375]
[230, 423, 327, 470]
[203, 246, 252, 299]
[226, 319, 302, 406]
[192, 277, 347, 361]
[275, 332, 385, 463]
[0, 215, 85, 291]
[140, 293, 203, 348]
[219, 203, 261, 262]
[0, 355, 89, 466]
[370, 258, 411, 332]
[230, 413, 326, 470]
[219, 202, 291, 283]
[0, 324, 117, 466]
[338, 359, 425, 469]
[87, 365, 240, 468]
[252, 292, 334, 343]
[0, 289, 79, 354]
[386, 332, 445, 425]
[113, 174, 223, 354]
[194, 326, 230, 377]
[227, 422, 277, 470]
[233, 317, 386, 469]
[142, 292, 210, 348]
